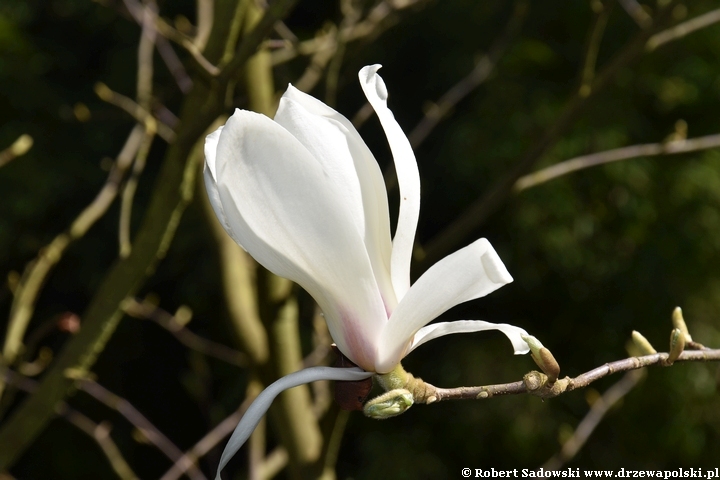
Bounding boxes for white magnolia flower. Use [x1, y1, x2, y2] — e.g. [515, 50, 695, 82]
[204, 65, 530, 477]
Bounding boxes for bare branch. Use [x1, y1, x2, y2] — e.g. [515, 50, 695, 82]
[1, 125, 145, 391]
[76, 378, 208, 480]
[514, 132, 720, 191]
[64, 415, 141, 480]
[419, 1, 682, 267]
[3, 370, 139, 480]
[122, 0, 194, 91]
[383, 0, 529, 191]
[647, 7, 720, 51]
[541, 370, 645, 470]
[412, 1, 528, 150]
[122, 298, 249, 367]
[119, 131, 155, 258]
[135, 0, 157, 109]
[94, 82, 176, 142]
[427, 348, 720, 403]
[159, 396, 254, 480]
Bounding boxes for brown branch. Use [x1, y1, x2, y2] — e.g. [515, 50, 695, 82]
[122, 298, 249, 367]
[514, 132, 720, 191]
[2, 370, 139, 480]
[64, 415, 140, 480]
[542, 370, 645, 470]
[75, 378, 207, 480]
[647, 7, 720, 51]
[94, 82, 176, 142]
[1, 125, 145, 383]
[427, 348, 720, 403]
[0, 0, 298, 468]
[122, 0, 196, 89]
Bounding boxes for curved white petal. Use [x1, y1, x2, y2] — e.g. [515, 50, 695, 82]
[359, 65, 420, 300]
[406, 320, 530, 356]
[376, 238, 513, 372]
[204, 126, 240, 245]
[275, 87, 397, 310]
[213, 110, 388, 370]
[215, 367, 373, 480]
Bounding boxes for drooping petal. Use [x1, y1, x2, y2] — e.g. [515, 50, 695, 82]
[406, 320, 530, 356]
[203, 126, 240, 244]
[215, 367, 373, 480]
[359, 65, 420, 300]
[275, 87, 397, 310]
[213, 110, 387, 370]
[376, 238, 513, 372]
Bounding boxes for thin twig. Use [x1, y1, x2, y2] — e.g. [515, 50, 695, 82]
[119, 130, 155, 258]
[1, 125, 145, 391]
[514, 133, 720, 191]
[135, 0, 156, 109]
[409, 0, 528, 150]
[159, 396, 254, 480]
[428, 348, 720, 403]
[0, 135, 33, 168]
[419, 0, 681, 267]
[647, 7, 720, 51]
[542, 370, 645, 470]
[122, 298, 249, 367]
[383, 0, 529, 191]
[94, 82, 175, 142]
[3, 370, 139, 480]
[122, 0, 195, 90]
[118, 4, 158, 258]
[579, 1, 612, 98]
[271, 0, 427, 68]
[64, 414, 140, 480]
[76, 378, 208, 480]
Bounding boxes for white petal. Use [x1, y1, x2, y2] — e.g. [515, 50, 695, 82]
[406, 320, 530, 356]
[215, 367, 373, 480]
[213, 110, 388, 370]
[359, 65, 420, 300]
[376, 238, 513, 372]
[275, 87, 396, 310]
[203, 126, 239, 244]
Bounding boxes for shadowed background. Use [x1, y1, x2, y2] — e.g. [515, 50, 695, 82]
[1, 0, 719, 478]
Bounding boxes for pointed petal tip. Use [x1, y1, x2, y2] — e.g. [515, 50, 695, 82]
[359, 65, 387, 102]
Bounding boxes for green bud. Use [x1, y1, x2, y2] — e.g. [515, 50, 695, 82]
[671, 307, 692, 342]
[631, 330, 657, 355]
[522, 334, 560, 383]
[667, 328, 686, 365]
[363, 389, 414, 419]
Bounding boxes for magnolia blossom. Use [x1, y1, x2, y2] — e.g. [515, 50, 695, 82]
[204, 65, 530, 477]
